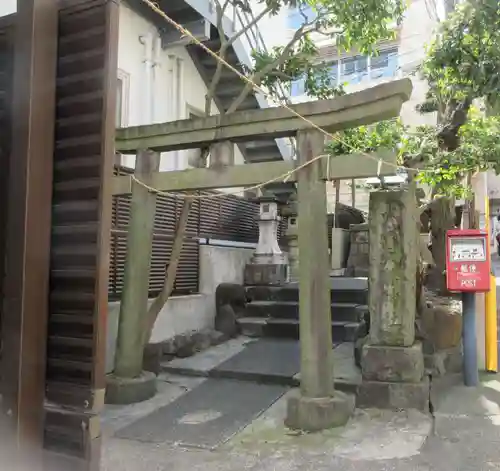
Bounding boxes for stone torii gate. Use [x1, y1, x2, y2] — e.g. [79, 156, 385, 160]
[112, 79, 412, 430]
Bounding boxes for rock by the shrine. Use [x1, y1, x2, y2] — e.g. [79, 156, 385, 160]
[354, 335, 368, 368]
[142, 342, 163, 375]
[215, 283, 247, 311]
[328, 202, 365, 230]
[421, 305, 462, 350]
[214, 304, 239, 338]
[160, 328, 226, 358]
[424, 346, 462, 376]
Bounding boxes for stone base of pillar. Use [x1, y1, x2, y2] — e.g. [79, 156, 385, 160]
[361, 342, 425, 382]
[105, 371, 157, 405]
[244, 263, 288, 286]
[357, 342, 429, 411]
[285, 390, 355, 432]
[357, 377, 429, 411]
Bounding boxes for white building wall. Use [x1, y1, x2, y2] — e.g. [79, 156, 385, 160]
[250, 0, 289, 50]
[117, 2, 245, 172]
[106, 244, 254, 373]
[0, 0, 16, 16]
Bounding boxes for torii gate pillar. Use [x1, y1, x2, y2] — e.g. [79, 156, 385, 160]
[285, 129, 354, 431]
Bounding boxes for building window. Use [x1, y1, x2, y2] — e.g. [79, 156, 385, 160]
[288, 47, 398, 97]
[341, 55, 368, 85]
[328, 61, 339, 83]
[288, 5, 315, 29]
[370, 47, 398, 79]
[338, 47, 399, 86]
[290, 77, 306, 97]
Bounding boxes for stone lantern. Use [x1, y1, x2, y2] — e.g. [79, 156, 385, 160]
[244, 197, 289, 285]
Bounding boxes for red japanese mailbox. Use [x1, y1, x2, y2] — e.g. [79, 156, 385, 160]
[446, 229, 490, 292]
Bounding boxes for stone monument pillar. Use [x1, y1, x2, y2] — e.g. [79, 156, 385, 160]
[357, 188, 429, 411]
[244, 197, 289, 285]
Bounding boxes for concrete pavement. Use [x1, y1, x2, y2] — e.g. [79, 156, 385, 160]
[102, 372, 500, 471]
[100, 255, 500, 470]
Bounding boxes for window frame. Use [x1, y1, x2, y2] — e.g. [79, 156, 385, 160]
[116, 69, 130, 128]
[288, 46, 399, 97]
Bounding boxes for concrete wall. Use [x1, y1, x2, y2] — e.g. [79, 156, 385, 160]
[116, 3, 245, 173]
[106, 244, 254, 373]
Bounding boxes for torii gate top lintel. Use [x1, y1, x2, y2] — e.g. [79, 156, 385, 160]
[115, 78, 413, 154]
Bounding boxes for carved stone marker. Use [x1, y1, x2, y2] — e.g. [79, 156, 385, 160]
[358, 188, 429, 411]
[244, 197, 289, 285]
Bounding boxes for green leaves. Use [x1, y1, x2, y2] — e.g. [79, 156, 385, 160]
[246, 0, 405, 101]
[422, 0, 500, 109]
[325, 113, 500, 198]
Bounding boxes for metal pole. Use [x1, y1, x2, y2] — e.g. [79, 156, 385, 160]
[485, 274, 498, 372]
[484, 195, 498, 372]
[462, 292, 479, 386]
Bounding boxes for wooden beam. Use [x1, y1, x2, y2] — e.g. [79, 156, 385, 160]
[111, 150, 398, 195]
[116, 79, 413, 152]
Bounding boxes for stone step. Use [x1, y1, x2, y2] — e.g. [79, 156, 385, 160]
[244, 301, 367, 323]
[245, 278, 368, 305]
[237, 317, 367, 343]
[160, 339, 360, 395]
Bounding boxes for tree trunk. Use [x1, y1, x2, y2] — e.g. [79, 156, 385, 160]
[427, 196, 455, 294]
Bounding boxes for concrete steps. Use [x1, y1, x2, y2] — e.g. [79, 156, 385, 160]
[160, 338, 360, 395]
[244, 301, 367, 323]
[239, 277, 369, 343]
[238, 317, 366, 343]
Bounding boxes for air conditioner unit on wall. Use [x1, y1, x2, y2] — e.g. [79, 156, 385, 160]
[160, 19, 210, 48]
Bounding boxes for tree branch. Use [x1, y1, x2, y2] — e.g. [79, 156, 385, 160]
[143, 196, 193, 344]
[227, 5, 272, 47]
[437, 97, 472, 151]
[226, 26, 308, 114]
[205, 0, 230, 116]
[218, 0, 232, 18]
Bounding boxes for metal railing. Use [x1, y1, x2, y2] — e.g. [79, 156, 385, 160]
[232, 3, 296, 157]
